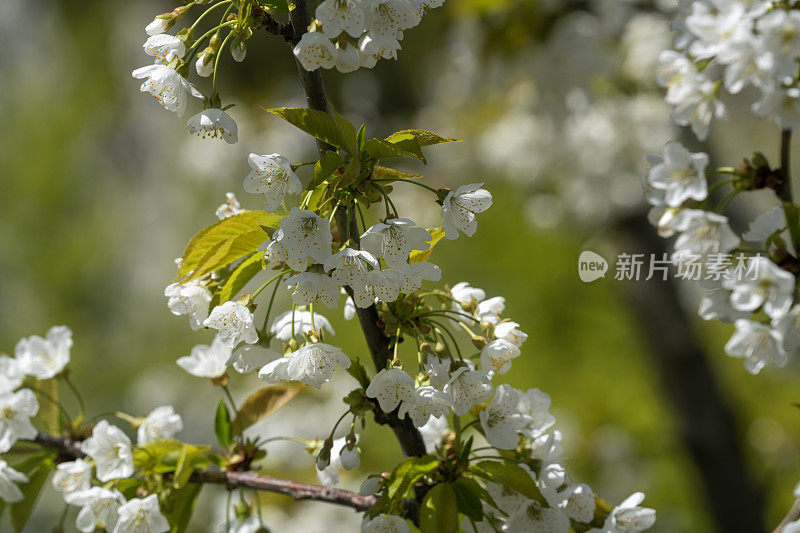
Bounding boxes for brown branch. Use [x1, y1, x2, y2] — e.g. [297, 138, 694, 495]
[26, 432, 377, 511]
[286, 0, 426, 458]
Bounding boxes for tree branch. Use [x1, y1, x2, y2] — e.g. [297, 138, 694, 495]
[26, 432, 377, 512]
[286, 0, 426, 458]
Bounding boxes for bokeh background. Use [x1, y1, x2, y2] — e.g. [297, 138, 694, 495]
[1, 0, 799, 531]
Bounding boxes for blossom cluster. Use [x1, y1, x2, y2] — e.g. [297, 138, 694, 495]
[0, 326, 184, 532]
[293, 0, 445, 73]
[660, 0, 800, 138]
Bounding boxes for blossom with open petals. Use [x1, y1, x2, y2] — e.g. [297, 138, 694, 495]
[0, 388, 38, 452]
[177, 336, 233, 379]
[15, 325, 72, 379]
[131, 64, 202, 116]
[138, 405, 183, 444]
[203, 301, 259, 348]
[186, 108, 238, 144]
[243, 154, 302, 211]
[115, 495, 170, 533]
[259, 343, 351, 388]
[81, 421, 133, 482]
[441, 183, 492, 240]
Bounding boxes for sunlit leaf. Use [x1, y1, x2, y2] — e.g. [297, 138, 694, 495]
[231, 386, 302, 435]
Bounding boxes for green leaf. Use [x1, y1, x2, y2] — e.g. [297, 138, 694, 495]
[313, 151, 344, 187]
[365, 138, 425, 163]
[215, 400, 232, 449]
[331, 153, 362, 191]
[217, 253, 264, 304]
[34, 378, 60, 434]
[357, 124, 367, 152]
[162, 483, 203, 533]
[177, 211, 281, 282]
[386, 455, 440, 506]
[172, 444, 202, 489]
[453, 479, 483, 522]
[470, 461, 545, 504]
[306, 182, 329, 212]
[267, 107, 357, 153]
[386, 129, 460, 147]
[231, 386, 302, 435]
[10, 454, 54, 532]
[459, 475, 503, 516]
[372, 166, 422, 182]
[409, 227, 445, 264]
[783, 202, 800, 254]
[420, 483, 458, 533]
[133, 440, 212, 474]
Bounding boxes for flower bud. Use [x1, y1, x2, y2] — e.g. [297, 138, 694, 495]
[231, 39, 247, 62]
[146, 15, 174, 36]
[196, 51, 215, 77]
[316, 438, 333, 470]
[359, 475, 380, 495]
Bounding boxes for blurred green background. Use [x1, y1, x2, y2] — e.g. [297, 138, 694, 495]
[2, 0, 800, 531]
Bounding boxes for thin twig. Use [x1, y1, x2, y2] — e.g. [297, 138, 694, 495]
[25, 432, 377, 512]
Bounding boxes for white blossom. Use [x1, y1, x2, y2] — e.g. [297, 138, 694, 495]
[51, 459, 92, 504]
[366, 368, 415, 412]
[723, 257, 794, 319]
[0, 357, 23, 394]
[392, 261, 441, 293]
[229, 345, 279, 374]
[270, 310, 335, 342]
[215, 192, 244, 220]
[563, 484, 597, 523]
[0, 388, 38, 452]
[165, 281, 212, 330]
[203, 301, 259, 348]
[294, 32, 337, 71]
[646, 142, 708, 207]
[114, 495, 170, 533]
[361, 218, 431, 268]
[519, 388, 556, 439]
[81, 420, 134, 482]
[479, 384, 530, 450]
[143, 34, 185, 64]
[243, 154, 302, 211]
[671, 209, 740, 261]
[364, 0, 420, 39]
[588, 492, 655, 533]
[145, 17, 171, 36]
[480, 339, 520, 375]
[441, 183, 493, 240]
[443, 364, 493, 416]
[324, 248, 379, 288]
[0, 460, 27, 503]
[138, 405, 183, 444]
[724, 319, 786, 375]
[339, 439, 361, 471]
[505, 502, 570, 533]
[335, 41, 361, 73]
[743, 205, 787, 246]
[424, 355, 451, 390]
[274, 208, 333, 271]
[451, 282, 486, 304]
[753, 87, 800, 130]
[476, 296, 505, 325]
[131, 64, 202, 116]
[186, 108, 238, 144]
[14, 325, 72, 379]
[177, 336, 233, 378]
[698, 287, 748, 324]
[397, 386, 453, 427]
[494, 321, 527, 347]
[317, 0, 365, 38]
[418, 415, 449, 453]
[285, 272, 340, 309]
[196, 51, 214, 77]
[259, 343, 351, 388]
[72, 487, 125, 533]
[359, 32, 401, 61]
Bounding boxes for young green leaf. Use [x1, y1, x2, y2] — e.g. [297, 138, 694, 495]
[162, 483, 203, 533]
[409, 227, 445, 264]
[453, 479, 483, 522]
[231, 386, 302, 435]
[470, 460, 545, 504]
[357, 124, 367, 152]
[9, 454, 54, 532]
[267, 107, 357, 153]
[214, 400, 232, 449]
[420, 483, 459, 533]
[386, 129, 460, 147]
[217, 253, 264, 304]
[365, 137, 425, 163]
[372, 166, 422, 182]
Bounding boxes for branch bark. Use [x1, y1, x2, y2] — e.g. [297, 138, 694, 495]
[285, 0, 426, 458]
[26, 433, 377, 511]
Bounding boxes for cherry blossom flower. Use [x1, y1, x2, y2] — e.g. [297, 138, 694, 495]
[316, 0, 365, 38]
[366, 368, 415, 412]
[270, 310, 335, 342]
[441, 183, 493, 240]
[143, 34, 185, 64]
[215, 192, 243, 220]
[284, 272, 340, 309]
[0, 460, 28, 503]
[177, 336, 232, 378]
[243, 154, 302, 211]
[258, 343, 351, 388]
[339, 435, 361, 470]
[195, 51, 214, 77]
[274, 208, 333, 271]
[71, 487, 125, 533]
[476, 296, 505, 325]
[0, 388, 38, 452]
[424, 355, 451, 389]
[14, 325, 72, 379]
[671, 209, 740, 262]
[698, 286, 749, 324]
[479, 385, 530, 449]
[563, 484, 597, 523]
[480, 339, 521, 375]
[505, 502, 570, 533]
[137, 405, 183, 444]
[753, 87, 800, 129]
[145, 16, 171, 36]
[392, 262, 441, 293]
[418, 415, 449, 453]
[131, 64, 202, 116]
[724, 319, 785, 375]
[494, 321, 527, 347]
[51, 459, 92, 504]
[324, 248, 380, 288]
[444, 364, 493, 415]
[294, 32, 337, 71]
[723, 257, 795, 319]
[361, 218, 431, 267]
[203, 301, 259, 348]
[519, 388, 556, 439]
[587, 492, 655, 533]
[397, 386, 452, 427]
[229, 345, 280, 374]
[646, 142, 708, 207]
[359, 32, 401, 60]
[81, 420, 134, 482]
[335, 42, 361, 73]
[186, 108, 238, 144]
[451, 281, 486, 304]
[165, 281, 212, 330]
[0, 357, 23, 394]
[364, 0, 420, 39]
[115, 495, 170, 533]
